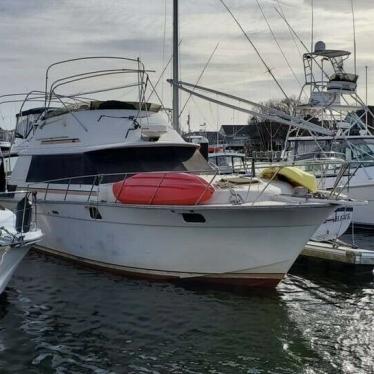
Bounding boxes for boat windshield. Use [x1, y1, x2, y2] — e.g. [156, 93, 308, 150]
[329, 73, 358, 83]
[348, 138, 374, 162]
[26, 145, 214, 184]
[209, 154, 247, 174]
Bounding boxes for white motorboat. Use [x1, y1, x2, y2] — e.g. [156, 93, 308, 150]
[0, 194, 43, 294]
[286, 135, 374, 227]
[283, 41, 374, 228]
[0, 0, 365, 288]
[0, 55, 360, 288]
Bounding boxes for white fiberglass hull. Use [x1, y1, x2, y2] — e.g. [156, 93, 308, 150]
[11, 200, 337, 288]
[311, 206, 353, 241]
[318, 167, 374, 227]
[0, 245, 30, 294]
[344, 185, 374, 227]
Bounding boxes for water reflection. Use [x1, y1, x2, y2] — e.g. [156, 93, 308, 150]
[284, 229, 374, 374]
[0, 230, 372, 373]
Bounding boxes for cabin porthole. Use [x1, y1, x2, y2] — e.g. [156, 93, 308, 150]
[182, 213, 206, 223]
[89, 206, 102, 220]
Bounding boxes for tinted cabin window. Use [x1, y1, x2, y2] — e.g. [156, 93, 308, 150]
[26, 153, 96, 184]
[26, 146, 212, 184]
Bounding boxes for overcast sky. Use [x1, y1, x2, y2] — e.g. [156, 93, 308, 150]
[1, 0, 374, 131]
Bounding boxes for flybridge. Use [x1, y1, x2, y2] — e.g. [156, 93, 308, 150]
[15, 102, 161, 120]
[0, 56, 168, 139]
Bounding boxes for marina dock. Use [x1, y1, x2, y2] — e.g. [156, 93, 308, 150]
[301, 240, 374, 266]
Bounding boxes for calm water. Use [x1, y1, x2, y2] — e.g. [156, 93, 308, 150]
[0, 232, 373, 373]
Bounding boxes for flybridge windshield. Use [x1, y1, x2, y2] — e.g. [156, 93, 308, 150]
[26, 145, 213, 184]
[12, 57, 159, 131]
[329, 73, 358, 83]
[43, 100, 162, 120]
[288, 138, 374, 163]
[15, 101, 162, 137]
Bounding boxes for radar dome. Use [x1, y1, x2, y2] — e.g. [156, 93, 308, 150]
[314, 41, 326, 52]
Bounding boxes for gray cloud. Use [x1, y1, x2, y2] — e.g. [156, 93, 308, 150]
[0, 0, 62, 16]
[82, 38, 165, 56]
[0, 0, 373, 130]
[302, 0, 374, 13]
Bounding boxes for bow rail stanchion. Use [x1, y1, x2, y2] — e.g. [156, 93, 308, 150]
[195, 171, 218, 206]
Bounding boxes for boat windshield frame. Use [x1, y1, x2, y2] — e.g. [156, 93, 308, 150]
[329, 72, 358, 83]
[208, 153, 248, 174]
[287, 136, 374, 166]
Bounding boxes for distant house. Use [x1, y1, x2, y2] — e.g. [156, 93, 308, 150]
[246, 117, 289, 152]
[219, 125, 250, 151]
[184, 130, 225, 146]
[184, 125, 251, 152]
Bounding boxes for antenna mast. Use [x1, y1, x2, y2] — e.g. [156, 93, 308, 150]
[310, 0, 314, 98]
[366, 66, 368, 105]
[366, 65, 368, 129]
[351, 0, 357, 75]
[173, 0, 180, 133]
[311, 0, 314, 52]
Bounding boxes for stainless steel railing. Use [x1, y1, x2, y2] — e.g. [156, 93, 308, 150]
[18, 160, 352, 206]
[24, 169, 219, 205]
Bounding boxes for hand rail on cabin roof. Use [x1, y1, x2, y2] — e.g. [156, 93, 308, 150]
[44, 57, 145, 106]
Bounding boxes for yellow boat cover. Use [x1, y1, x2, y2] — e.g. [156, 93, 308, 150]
[261, 166, 318, 193]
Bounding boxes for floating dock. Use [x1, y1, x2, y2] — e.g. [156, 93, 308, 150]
[301, 240, 374, 266]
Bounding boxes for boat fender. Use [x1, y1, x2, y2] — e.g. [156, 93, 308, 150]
[15, 197, 32, 233]
[113, 173, 215, 205]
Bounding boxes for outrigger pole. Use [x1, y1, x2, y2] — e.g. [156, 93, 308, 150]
[168, 80, 334, 136]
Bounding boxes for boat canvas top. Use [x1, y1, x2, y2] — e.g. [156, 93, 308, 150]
[304, 49, 351, 59]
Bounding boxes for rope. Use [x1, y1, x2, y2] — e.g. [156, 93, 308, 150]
[276, 1, 304, 59]
[180, 42, 220, 116]
[256, 0, 303, 88]
[161, 0, 167, 102]
[219, 0, 290, 101]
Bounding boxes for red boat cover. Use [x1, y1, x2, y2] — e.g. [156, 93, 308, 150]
[113, 172, 215, 205]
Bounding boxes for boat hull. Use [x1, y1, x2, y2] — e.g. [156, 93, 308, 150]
[344, 184, 374, 227]
[0, 245, 30, 294]
[311, 206, 353, 241]
[318, 167, 374, 227]
[0, 199, 336, 288]
[34, 245, 283, 288]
